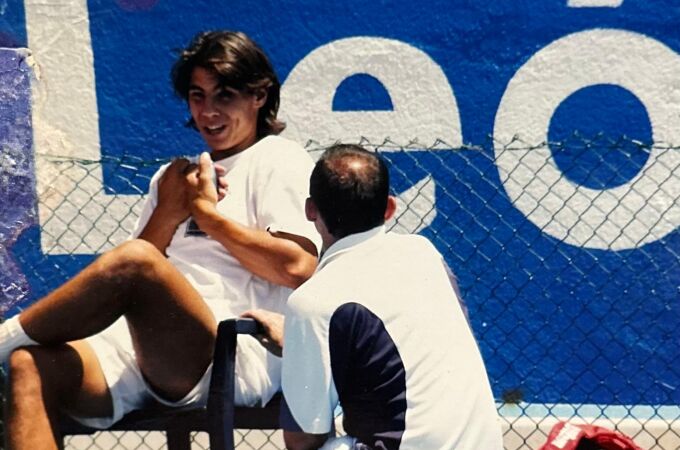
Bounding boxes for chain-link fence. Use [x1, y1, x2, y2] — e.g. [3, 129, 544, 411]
[1, 137, 679, 449]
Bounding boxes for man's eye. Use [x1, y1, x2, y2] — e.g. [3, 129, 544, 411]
[189, 91, 204, 100]
[219, 90, 235, 100]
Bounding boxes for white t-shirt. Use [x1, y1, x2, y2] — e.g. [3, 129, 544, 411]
[282, 227, 503, 450]
[133, 135, 320, 320]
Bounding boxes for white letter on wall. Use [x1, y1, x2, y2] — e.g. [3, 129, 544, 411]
[25, 0, 144, 255]
[494, 29, 680, 250]
[280, 37, 462, 149]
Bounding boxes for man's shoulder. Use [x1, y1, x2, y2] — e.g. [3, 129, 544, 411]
[384, 232, 440, 258]
[385, 231, 431, 244]
[288, 271, 334, 303]
[253, 135, 307, 155]
[247, 135, 313, 172]
[287, 269, 347, 315]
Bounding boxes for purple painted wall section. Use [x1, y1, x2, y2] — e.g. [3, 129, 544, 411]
[0, 48, 35, 313]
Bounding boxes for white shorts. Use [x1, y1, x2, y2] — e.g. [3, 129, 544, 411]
[70, 318, 281, 429]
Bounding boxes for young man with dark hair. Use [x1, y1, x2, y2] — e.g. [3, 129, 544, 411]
[246, 144, 503, 450]
[0, 31, 319, 449]
[171, 30, 285, 138]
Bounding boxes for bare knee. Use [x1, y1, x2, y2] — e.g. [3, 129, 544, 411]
[7, 346, 81, 408]
[7, 348, 52, 406]
[115, 239, 163, 262]
[8, 347, 40, 383]
[96, 239, 165, 283]
[5, 347, 77, 450]
[7, 343, 112, 424]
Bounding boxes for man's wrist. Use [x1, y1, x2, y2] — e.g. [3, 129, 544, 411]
[147, 208, 184, 232]
[191, 202, 221, 231]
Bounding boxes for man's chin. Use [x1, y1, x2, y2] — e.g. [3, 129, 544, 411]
[203, 136, 232, 151]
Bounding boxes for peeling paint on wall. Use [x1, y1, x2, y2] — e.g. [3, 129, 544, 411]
[0, 48, 34, 313]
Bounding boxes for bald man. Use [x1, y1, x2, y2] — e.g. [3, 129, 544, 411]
[246, 144, 503, 450]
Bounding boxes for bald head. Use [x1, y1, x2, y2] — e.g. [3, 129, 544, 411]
[309, 144, 390, 239]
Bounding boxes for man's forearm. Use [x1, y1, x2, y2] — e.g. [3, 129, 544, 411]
[137, 211, 181, 254]
[193, 206, 317, 289]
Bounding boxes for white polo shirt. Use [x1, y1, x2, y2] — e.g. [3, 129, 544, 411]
[133, 135, 320, 319]
[282, 226, 503, 449]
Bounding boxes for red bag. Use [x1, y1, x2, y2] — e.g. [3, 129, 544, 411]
[538, 421, 644, 450]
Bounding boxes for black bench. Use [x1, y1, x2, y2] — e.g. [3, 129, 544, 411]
[61, 318, 280, 450]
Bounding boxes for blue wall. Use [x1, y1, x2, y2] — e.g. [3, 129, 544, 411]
[1, 0, 679, 408]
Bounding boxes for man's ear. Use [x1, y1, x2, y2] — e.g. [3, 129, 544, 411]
[253, 88, 267, 108]
[384, 195, 397, 221]
[305, 197, 317, 222]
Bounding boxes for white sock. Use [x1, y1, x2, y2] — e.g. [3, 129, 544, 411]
[0, 315, 39, 362]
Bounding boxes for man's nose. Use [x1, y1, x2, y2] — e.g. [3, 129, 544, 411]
[202, 96, 220, 116]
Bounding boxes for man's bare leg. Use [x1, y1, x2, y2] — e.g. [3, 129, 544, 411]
[5, 341, 112, 450]
[6, 238, 217, 446]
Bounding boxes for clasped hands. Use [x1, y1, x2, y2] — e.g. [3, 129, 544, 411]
[155, 152, 229, 225]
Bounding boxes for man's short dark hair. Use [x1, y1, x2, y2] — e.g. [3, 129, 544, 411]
[310, 144, 390, 239]
[171, 30, 284, 137]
